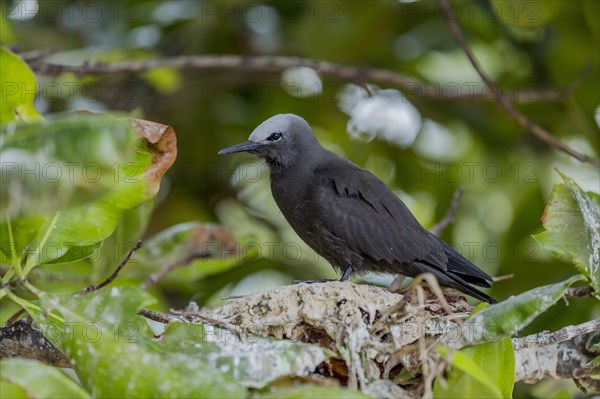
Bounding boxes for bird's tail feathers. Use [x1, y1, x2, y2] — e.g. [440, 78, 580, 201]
[415, 262, 497, 304]
[441, 241, 494, 287]
[445, 271, 497, 303]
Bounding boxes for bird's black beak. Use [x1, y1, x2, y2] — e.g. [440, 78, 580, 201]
[218, 141, 263, 155]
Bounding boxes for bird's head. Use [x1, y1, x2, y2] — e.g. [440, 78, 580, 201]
[218, 114, 321, 169]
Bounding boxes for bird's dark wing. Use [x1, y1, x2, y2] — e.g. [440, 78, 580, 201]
[312, 156, 449, 270]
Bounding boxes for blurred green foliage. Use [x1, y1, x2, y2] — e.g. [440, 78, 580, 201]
[1, 0, 599, 397]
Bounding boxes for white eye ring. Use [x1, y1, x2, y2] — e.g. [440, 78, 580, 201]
[267, 132, 282, 141]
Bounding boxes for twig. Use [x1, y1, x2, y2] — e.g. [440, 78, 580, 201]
[139, 307, 243, 338]
[492, 273, 514, 282]
[137, 308, 174, 325]
[140, 252, 211, 290]
[406, 273, 453, 315]
[513, 320, 598, 385]
[26, 54, 580, 104]
[438, 0, 600, 167]
[6, 309, 26, 326]
[513, 318, 600, 350]
[565, 286, 595, 298]
[75, 240, 143, 295]
[430, 187, 465, 236]
[169, 309, 242, 337]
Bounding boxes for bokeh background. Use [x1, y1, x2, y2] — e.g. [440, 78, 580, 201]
[3, 1, 599, 396]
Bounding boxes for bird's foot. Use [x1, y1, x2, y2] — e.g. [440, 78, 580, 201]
[339, 266, 353, 282]
[292, 279, 337, 284]
[388, 275, 407, 292]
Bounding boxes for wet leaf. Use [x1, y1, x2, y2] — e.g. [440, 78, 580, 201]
[462, 275, 586, 344]
[35, 286, 246, 399]
[0, 114, 177, 267]
[434, 338, 514, 399]
[0, 380, 27, 399]
[534, 171, 600, 297]
[159, 321, 333, 388]
[0, 358, 90, 398]
[260, 384, 372, 398]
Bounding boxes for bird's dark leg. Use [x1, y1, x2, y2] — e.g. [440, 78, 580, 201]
[388, 275, 407, 292]
[339, 266, 353, 282]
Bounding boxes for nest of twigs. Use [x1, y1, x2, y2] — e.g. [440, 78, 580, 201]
[173, 282, 474, 398]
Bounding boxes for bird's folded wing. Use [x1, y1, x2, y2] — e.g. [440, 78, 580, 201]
[312, 163, 448, 270]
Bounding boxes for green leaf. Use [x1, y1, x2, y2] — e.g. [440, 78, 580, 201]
[0, 48, 43, 124]
[33, 286, 246, 398]
[462, 275, 586, 344]
[0, 380, 28, 399]
[159, 321, 332, 388]
[260, 385, 372, 399]
[0, 358, 90, 399]
[434, 338, 514, 399]
[548, 389, 576, 399]
[0, 114, 176, 267]
[534, 171, 600, 297]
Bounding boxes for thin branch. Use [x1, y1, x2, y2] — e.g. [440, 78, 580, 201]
[438, 0, 600, 167]
[406, 272, 453, 314]
[513, 318, 600, 350]
[513, 320, 598, 384]
[75, 240, 143, 295]
[6, 309, 25, 326]
[430, 187, 465, 236]
[169, 309, 243, 337]
[565, 286, 595, 298]
[137, 308, 175, 325]
[26, 54, 581, 104]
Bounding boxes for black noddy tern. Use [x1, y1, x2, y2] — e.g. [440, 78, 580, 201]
[218, 114, 496, 303]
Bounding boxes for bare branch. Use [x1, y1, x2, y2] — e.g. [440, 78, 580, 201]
[430, 187, 465, 237]
[565, 286, 595, 298]
[137, 308, 175, 325]
[26, 54, 582, 104]
[75, 240, 143, 295]
[132, 284, 599, 391]
[168, 308, 243, 338]
[513, 320, 598, 384]
[405, 272, 453, 314]
[438, 0, 600, 167]
[513, 318, 600, 350]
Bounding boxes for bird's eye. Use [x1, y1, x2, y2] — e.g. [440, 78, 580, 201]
[267, 132, 282, 141]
